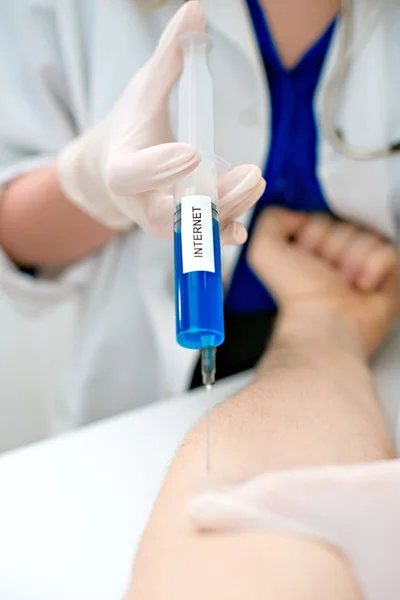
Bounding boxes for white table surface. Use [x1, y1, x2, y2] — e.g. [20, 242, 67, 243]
[0, 373, 251, 600]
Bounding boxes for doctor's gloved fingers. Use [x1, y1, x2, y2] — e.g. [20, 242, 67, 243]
[144, 1, 206, 99]
[190, 460, 400, 533]
[218, 165, 266, 224]
[154, 1, 205, 55]
[106, 143, 201, 196]
[127, 190, 174, 239]
[220, 221, 248, 246]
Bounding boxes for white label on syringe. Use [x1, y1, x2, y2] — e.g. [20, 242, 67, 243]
[181, 195, 215, 274]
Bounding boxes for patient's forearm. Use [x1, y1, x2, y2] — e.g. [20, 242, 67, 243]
[163, 310, 392, 486]
[128, 310, 394, 600]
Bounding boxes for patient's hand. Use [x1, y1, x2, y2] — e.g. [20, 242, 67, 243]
[248, 208, 400, 355]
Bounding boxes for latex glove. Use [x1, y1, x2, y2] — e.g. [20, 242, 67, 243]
[58, 1, 265, 242]
[190, 460, 400, 600]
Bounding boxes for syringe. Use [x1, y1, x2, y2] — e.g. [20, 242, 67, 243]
[174, 31, 225, 391]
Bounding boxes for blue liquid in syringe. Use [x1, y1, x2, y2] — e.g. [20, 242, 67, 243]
[174, 207, 224, 350]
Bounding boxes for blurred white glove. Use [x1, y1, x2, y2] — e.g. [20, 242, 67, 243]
[190, 460, 400, 600]
[58, 1, 265, 242]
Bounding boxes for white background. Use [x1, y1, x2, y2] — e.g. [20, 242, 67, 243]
[0, 373, 249, 600]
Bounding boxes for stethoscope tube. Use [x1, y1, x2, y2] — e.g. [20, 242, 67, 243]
[321, 0, 400, 160]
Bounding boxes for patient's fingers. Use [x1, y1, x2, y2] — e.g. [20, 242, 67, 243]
[253, 207, 307, 241]
[337, 232, 382, 282]
[356, 244, 399, 291]
[316, 222, 367, 268]
[296, 213, 333, 251]
[247, 208, 308, 295]
[251, 208, 399, 296]
[296, 215, 398, 291]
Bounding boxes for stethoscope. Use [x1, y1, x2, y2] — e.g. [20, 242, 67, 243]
[141, 0, 400, 161]
[323, 0, 400, 160]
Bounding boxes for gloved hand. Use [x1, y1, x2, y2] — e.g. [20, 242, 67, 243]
[57, 1, 265, 243]
[190, 460, 400, 600]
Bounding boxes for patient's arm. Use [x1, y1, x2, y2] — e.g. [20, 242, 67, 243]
[128, 312, 393, 600]
[126, 210, 399, 600]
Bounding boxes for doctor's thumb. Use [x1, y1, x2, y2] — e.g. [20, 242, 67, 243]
[148, 1, 206, 97]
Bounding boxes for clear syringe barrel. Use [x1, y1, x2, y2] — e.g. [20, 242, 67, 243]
[173, 32, 225, 352]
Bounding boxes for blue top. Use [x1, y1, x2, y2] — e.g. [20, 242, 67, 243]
[225, 0, 335, 313]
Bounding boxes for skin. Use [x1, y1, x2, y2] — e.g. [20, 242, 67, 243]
[125, 208, 399, 600]
[0, 165, 116, 267]
[0, 0, 340, 268]
[248, 209, 400, 356]
[259, 0, 341, 68]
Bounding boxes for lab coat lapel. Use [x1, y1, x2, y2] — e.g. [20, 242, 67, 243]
[204, 0, 269, 168]
[203, 0, 265, 83]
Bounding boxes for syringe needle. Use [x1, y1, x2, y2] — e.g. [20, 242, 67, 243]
[201, 347, 216, 472]
[205, 387, 212, 473]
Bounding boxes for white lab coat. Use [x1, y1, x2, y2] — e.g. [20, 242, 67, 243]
[0, 0, 399, 452]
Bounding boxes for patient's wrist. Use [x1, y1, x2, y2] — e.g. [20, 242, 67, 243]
[281, 306, 364, 355]
[263, 305, 366, 371]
